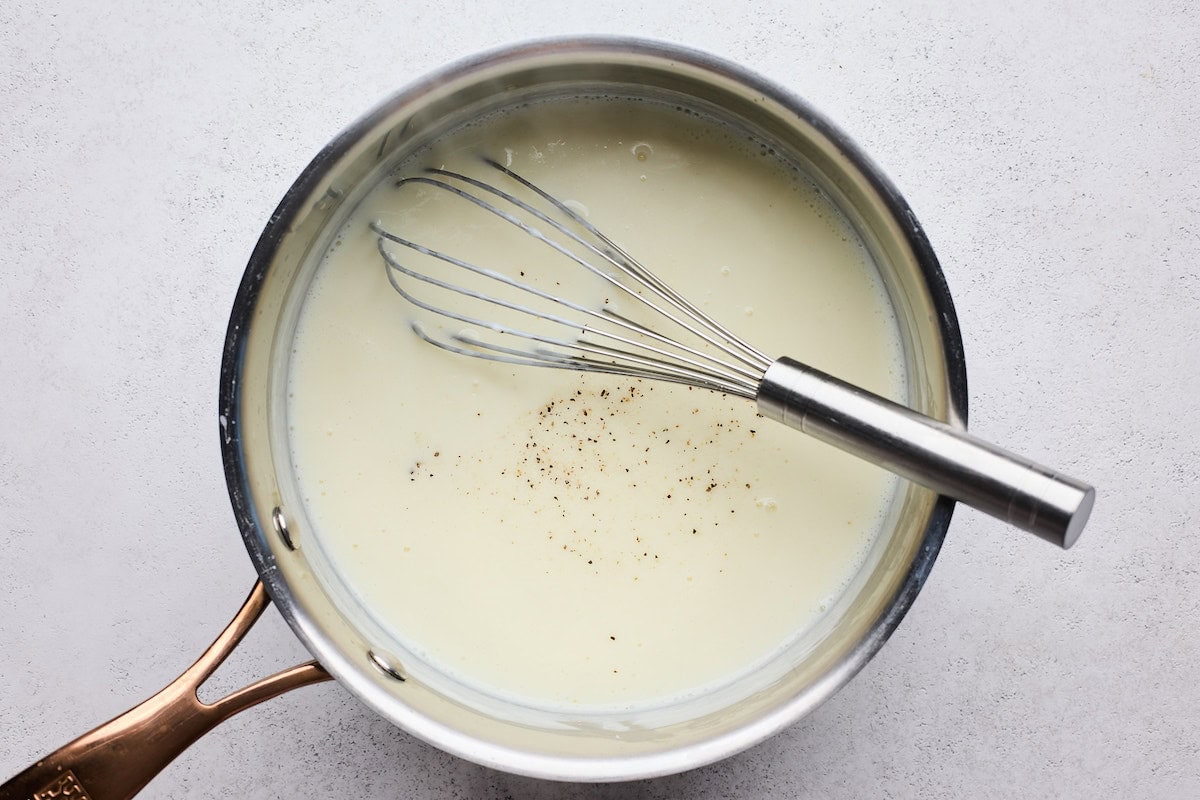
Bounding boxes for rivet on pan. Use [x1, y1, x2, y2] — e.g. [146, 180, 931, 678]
[313, 186, 343, 211]
[272, 506, 296, 551]
[367, 649, 406, 682]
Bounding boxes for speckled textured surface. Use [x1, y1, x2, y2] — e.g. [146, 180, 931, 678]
[1, 1, 1197, 797]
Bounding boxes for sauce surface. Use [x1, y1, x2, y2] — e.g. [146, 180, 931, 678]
[287, 97, 905, 711]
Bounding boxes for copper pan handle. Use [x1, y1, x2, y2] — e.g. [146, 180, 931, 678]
[0, 581, 331, 800]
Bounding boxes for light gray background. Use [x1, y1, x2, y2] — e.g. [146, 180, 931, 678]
[2, 1, 1196, 797]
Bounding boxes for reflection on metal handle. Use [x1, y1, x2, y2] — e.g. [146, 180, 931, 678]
[757, 357, 1095, 548]
[0, 582, 331, 800]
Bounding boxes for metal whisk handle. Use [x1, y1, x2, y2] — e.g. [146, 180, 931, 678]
[756, 357, 1095, 549]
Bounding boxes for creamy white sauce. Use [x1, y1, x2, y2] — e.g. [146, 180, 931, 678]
[287, 97, 905, 711]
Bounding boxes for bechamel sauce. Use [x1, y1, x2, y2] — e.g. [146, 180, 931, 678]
[287, 97, 905, 711]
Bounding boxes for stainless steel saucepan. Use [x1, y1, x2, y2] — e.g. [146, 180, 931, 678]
[1, 37, 1071, 798]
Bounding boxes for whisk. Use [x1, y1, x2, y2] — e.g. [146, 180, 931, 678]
[372, 158, 1094, 548]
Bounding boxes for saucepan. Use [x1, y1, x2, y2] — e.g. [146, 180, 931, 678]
[1, 37, 1069, 798]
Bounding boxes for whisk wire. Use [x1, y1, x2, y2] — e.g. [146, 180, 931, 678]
[374, 167, 768, 392]
[417, 166, 771, 375]
[482, 158, 772, 372]
[444, 328, 759, 398]
[378, 237, 760, 396]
